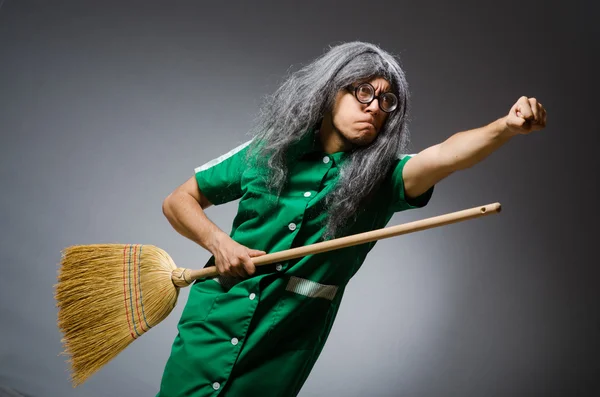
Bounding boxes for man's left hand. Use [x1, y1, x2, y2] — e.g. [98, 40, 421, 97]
[504, 96, 547, 136]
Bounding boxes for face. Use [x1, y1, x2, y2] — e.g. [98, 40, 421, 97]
[328, 77, 392, 147]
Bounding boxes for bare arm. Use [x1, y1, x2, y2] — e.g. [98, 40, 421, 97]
[403, 117, 511, 198]
[403, 96, 547, 199]
[162, 176, 226, 253]
[162, 176, 265, 277]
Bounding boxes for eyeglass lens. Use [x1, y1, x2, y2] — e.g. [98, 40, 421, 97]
[355, 83, 398, 112]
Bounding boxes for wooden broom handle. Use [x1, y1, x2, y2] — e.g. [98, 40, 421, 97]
[175, 202, 501, 285]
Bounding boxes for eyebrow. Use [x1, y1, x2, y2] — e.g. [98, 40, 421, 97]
[375, 88, 392, 96]
[353, 81, 392, 94]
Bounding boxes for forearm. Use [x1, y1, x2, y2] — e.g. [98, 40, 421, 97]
[404, 97, 546, 199]
[439, 116, 514, 172]
[162, 191, 228, 254]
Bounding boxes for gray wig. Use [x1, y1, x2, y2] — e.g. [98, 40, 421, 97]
[246, 41, 411, 239]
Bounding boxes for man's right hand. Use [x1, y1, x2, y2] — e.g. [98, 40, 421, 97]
[209, 232, 266, 278]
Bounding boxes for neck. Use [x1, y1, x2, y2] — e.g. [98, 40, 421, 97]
[318, 113, 353, 154]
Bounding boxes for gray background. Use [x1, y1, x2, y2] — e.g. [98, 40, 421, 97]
[1, 0, 598, 396]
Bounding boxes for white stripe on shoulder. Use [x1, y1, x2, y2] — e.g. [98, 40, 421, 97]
[194, 139, 253, 174]
[399, 153, 417, 160]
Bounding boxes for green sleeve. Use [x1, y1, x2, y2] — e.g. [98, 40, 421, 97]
[388, 154, 434, 212]
[194, 139, 253, 205]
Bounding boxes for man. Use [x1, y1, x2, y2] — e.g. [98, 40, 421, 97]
[157, 41, 546, 396]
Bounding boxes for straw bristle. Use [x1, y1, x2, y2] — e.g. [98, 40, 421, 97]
[55, 244, 179, 386]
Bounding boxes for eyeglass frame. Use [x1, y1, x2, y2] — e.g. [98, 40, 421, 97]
[346, 82, 399, 113]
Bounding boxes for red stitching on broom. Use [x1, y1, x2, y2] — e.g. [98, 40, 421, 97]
[132, 244, 146, 333]
[123, 245, 136, 339]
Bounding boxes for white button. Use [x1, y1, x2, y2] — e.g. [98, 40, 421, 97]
[303, 191, 311, 197]
[231, 337, 239, 345]
[249, 293, 256, 300]
[323, 156, 330, 164]
[213, 382, 220, 390]
[275, 264, 283, 271]
[288, 223, 297, 231]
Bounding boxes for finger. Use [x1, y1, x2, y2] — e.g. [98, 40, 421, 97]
[219, 263, 230, 277]
[516, 96, 534, 121]
[538, 103, 547, 127]
[248, 249, 267, 257]
[241, 254, 256, 276]
[230, 260, 246, 278]
[214, 258, 225, 275]
[528, 97, 539, 123]
[220, 258, 239, 278]
[507, 112, 527, 129]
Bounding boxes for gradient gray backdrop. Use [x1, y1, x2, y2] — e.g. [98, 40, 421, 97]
[1, 1, 598, 396]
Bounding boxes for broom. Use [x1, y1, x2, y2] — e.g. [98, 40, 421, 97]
[55, 202, 501, 386]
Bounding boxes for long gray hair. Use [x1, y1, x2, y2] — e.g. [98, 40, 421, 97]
[246, 41, 411, 239]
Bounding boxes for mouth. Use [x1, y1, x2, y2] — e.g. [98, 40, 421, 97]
[358, 121, 377, 133]
[356, 125, 377, 140]
[357, 120, 375, 127]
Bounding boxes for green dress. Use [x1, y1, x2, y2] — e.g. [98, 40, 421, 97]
[157, 130, 434, 396]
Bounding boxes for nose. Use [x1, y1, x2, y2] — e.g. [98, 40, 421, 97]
[365, 97, 380, 115]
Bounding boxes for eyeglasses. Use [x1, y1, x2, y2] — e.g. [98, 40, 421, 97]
[347, 82, 399, 113]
